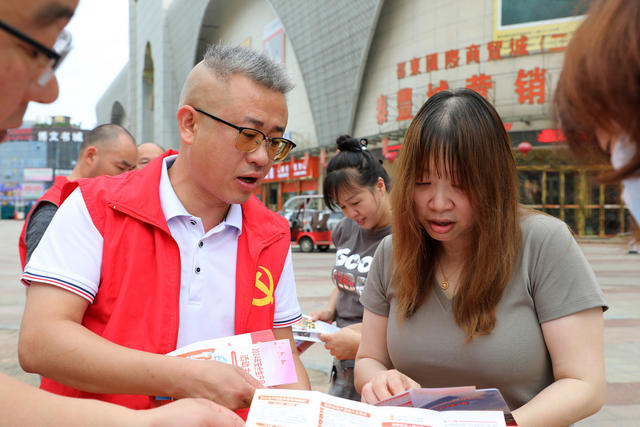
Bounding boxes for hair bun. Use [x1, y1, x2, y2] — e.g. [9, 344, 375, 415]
[336, 134, 364, 152]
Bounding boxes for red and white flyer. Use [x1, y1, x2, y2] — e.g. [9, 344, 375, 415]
[246, 389, 507, 427]
[166, 330, 297, 387]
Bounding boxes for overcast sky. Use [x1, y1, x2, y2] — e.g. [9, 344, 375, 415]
[23, 0, 129, 129]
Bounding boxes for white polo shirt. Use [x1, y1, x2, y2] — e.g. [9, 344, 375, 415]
[23, 156, 302, 348]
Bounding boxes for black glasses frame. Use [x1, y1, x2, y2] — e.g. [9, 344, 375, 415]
[0, 19, 72, 86]
[0, 19, 61, 62]
[193, 107, 296, 161]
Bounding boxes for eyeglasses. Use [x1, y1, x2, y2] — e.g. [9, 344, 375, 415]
[193, 107, 296, 161]
[0, 19, 72, 86]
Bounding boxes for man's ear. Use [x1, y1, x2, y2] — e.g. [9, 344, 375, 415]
[177, 105, 197, 146]
[84, 146, 98, 166]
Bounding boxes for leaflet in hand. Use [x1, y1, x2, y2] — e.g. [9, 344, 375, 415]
[292, 315, 340, 343]
[376, 387, 516, 426]
[166, 330, 297, 387]
[246, 388, 507, 427]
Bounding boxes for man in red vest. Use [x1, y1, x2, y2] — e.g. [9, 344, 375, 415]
[1, 0, 243, 425]
[19, 123, 137, 268]
[19, 44, 310, 414]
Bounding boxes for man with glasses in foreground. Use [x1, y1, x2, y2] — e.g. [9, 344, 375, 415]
[19, 44, 310, 418]
[1, 1, 243, 425]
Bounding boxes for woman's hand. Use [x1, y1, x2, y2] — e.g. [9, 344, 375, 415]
[319, 327, 360, 360]
[359, 369, 420, 404]
[309, 308, 336, 323]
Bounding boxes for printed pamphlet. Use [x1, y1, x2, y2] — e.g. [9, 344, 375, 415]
[166, 330, 297, 387]
[292, 315, 341, 343]
[292, 314, 340, 353]
[376, 387, 516, 425]
[246, 388, 507, 427]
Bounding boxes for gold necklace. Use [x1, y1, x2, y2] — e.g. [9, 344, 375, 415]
[439, 261, 464, 290]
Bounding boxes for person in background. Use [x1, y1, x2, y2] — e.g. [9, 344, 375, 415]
[554, 0, 640, 241]
[0, 0, 243, 425]
[137, 141, 165, 169]
[310, 135, 392, 401]
[355, 89, 607, 426]
[19, 123, 137, 268]
[19, 44, 309, 418]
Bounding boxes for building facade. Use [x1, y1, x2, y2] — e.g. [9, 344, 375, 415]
[97, 0, 630, 236]
[0, 119, 88, 217]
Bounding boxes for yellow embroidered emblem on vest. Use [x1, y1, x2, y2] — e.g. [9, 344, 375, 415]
[252, 266, 274, 306]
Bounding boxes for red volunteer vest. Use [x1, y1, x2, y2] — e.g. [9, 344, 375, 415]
[19, 175, 70, 269]
[39, 152, 291, 410]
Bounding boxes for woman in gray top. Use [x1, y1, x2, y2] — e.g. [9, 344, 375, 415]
[310, 135, 392, 401]
[355, 89, 607, 426]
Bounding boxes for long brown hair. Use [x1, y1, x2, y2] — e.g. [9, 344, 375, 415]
[554, 0, 640, 181]
[392, 89, 521, 341]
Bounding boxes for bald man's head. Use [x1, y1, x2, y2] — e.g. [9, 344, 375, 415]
[73, 124, 138, 179]
[137, 142, 164, 169]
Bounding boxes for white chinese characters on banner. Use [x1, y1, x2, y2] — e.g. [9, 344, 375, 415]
[276, 164, 290, 180]
[36, 130, 84, 143]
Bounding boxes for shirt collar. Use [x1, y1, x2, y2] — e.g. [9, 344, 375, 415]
[159, 155, 242, 232]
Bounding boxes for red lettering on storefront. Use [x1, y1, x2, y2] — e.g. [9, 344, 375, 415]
[426, 53, 438, 72]
[515, 67, 546, 104]
[397, 62, 406, 79]
[465, 44, 480, 64]
[509, 35, 529, 56]
[396, 88, 413, 121]
[376, 95, 388, 125]
[445, 49, 459, 69]
[487, 40, 503, 61]
[410, 57, 421, 75]
[549, 33, 568, 52]
[465, 74, 493, 99]
[427, 80, 449, 98]
[537, 129, 565, 143]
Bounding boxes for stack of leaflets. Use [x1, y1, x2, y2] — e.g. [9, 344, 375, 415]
[165, 329, 297, 387]
[292, 314, 340, 353]
[246, 388, 507, 427]
[376, 387, 517, 426]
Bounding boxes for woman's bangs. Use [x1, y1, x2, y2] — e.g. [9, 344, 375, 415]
[418, 128, 467, 189]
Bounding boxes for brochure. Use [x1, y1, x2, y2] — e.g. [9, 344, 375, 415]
[376, 387, 516, 426]
[292, 315, 341, 343]
[246, 388, 507, 427]
[166, 330, 297, 387]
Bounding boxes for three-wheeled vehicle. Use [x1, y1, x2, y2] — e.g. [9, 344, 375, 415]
[280, 194, 343, 253]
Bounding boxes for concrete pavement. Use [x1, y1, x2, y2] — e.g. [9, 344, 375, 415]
[0, 220, 637, 424]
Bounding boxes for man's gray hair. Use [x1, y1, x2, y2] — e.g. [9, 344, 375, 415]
[203, 44, 294, 94]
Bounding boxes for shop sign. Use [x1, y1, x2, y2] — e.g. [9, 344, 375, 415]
[3, 128, 33, 142]
[537, 129, 565, 143]
[23, 168, 53, 182]
[276, 163, 290, 180]
[263, 157, 319, 183]
[36, 129, 84, 143]
[54, 169, 73, 176]
[2, 127, 85, 143]
[377, 21, 581, 124]
[20, 182, 46, 199]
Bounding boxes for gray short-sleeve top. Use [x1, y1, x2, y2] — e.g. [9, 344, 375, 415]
[360, 213, 607, 410]
[331, 218, 391, 328]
